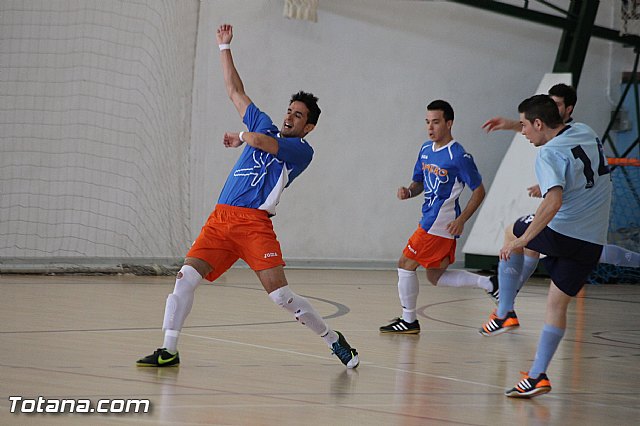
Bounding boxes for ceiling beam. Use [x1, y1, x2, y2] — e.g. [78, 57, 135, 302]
[446, 0, 640, 47]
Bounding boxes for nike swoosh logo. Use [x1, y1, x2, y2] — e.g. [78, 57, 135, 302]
[158, 353, 177, 365]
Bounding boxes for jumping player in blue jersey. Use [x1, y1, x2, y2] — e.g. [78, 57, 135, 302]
[491, 95, 612, 398]
[137, 24, 359, 369]
[379, 100, 496, 334]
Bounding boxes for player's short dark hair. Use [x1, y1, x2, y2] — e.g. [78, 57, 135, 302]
[427, 99, 454, 122]
[518, 94, 564, 128]
[548, 83, 577, 108]
[290, 91, 321, 125]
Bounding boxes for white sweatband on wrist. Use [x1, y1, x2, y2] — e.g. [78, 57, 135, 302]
[239, 131, 245, 142]
[407, 188, 413, 198]
[219, 43, 231, 51]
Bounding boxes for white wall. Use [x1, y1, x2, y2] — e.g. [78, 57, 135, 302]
[191, 0, 633, 266]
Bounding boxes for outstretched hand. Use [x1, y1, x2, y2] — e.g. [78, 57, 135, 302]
[397, 186, 412, 200]
[481, 116, 519, 133]
[216, 24, 233, 45]
[223, 132, 243, 148]
[527, 184, 542, 198]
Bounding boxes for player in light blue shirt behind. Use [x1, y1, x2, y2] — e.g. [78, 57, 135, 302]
[480, 84, 637, 336]
[488, 94, 612, 398]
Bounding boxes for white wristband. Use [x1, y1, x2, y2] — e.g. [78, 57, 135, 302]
[239, 131, 245, 142]
[407, 188, 413, 198]
[218, 43, 231, 51]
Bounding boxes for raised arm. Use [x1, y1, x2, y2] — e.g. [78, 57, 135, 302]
[481, 116, 521, 133]
[217, 24, 252, 118]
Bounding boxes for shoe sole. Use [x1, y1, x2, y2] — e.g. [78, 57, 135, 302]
[379, 329, 420, 334]
[479, 324, 519, 337]
[505, 386, 551, 398]
[347, 355, 360, 369]
[136, 362, 180, 367]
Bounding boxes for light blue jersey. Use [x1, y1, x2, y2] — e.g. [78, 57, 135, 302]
[412, 140, 483, 239]
[217, 103, 314, 215]
[535, 123, 612, 245]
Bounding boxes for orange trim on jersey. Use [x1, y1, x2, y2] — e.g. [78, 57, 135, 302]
[403, 226, 456, 269]
[187, 204, 285, 282]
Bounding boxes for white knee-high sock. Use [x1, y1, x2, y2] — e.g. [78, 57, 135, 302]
[436, 269, 492, 291]
[268, 286, 338, 346]
[162, 265, 202, 352]
[398, 268, 419, 323]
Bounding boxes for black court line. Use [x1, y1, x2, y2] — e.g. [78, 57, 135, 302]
[417, 296, 640, 350]
[0, 285, 350, 334]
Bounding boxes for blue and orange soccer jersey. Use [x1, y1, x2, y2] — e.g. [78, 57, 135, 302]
[411, 140, 482, 239]
[217, 103, 314, 215]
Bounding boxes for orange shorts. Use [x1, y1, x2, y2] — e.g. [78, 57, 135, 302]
[186, 204, 285, 282]
[402, 226, 456, 269]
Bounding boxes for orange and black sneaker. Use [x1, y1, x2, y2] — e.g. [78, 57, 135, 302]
[505, 372, 551, 398]
[479, 310, 519, 336]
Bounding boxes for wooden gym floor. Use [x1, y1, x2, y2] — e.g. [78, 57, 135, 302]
[1, 268, 639, 425]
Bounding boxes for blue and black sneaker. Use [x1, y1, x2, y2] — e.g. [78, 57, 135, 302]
[331, 331, 359, 369]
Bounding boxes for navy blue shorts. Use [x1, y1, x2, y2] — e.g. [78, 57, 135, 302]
[513, 215, 603, 296]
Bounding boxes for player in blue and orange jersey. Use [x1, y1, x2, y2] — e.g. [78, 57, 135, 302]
[137, 24, 359, 369]
[380, 100, 496, 335]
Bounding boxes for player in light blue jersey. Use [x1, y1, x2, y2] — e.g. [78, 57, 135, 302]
[137, 24, 359, 369]
[487, 95, 612, 398]
[484, 84, 638, 268]
[380, 100, 494, 335]
[481, 84, 638, 338]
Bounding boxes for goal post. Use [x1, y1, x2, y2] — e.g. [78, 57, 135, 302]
[0, 0, 200, 273]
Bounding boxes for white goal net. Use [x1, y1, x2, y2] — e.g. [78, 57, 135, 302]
[621, 0, 640, 36]
[0, 0, 199, 273]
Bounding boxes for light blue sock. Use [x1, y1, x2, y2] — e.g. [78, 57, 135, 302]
[496, 253, 524, 318]
[529, 323, 565, 378]
[517, 255, 539, 292]
[600, 244, 640, 267]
